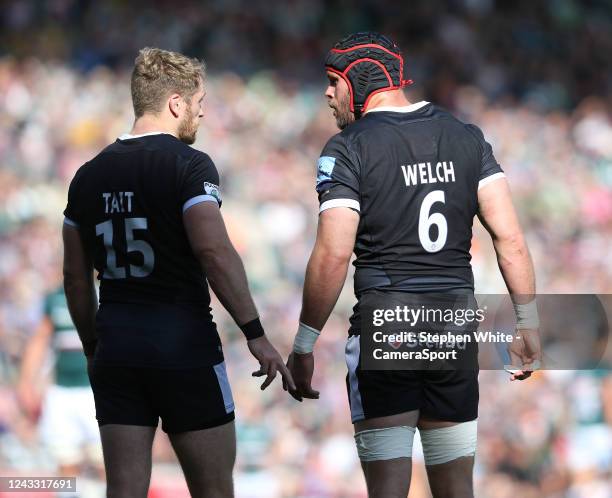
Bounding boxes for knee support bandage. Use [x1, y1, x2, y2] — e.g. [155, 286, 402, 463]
[420, 419, 477, 466]
[354, 425, 416, 461]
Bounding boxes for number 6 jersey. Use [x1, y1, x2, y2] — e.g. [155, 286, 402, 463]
[316, 101, 504, 296]
[63, 132, 224, 367]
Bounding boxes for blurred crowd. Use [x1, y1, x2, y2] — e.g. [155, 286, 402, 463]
[2, 0, 612, 110]
[1, 0, 611, 497]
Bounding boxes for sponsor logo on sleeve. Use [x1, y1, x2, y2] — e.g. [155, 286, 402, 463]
[316, 156, 336, 186]
[204, 182, 221, 203]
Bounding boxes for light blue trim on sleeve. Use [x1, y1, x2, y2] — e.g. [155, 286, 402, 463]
[182, 195, 220, 213]
[63, 217, 79, 228]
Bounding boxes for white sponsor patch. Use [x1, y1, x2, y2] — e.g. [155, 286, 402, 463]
[317, 156, 336, 186]
[204, 182, 221, 203]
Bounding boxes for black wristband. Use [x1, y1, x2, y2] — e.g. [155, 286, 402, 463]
[240, 318, 265, 340]
[82, 339, 97, 357]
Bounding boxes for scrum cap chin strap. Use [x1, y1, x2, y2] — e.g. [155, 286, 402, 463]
[325, 34, 413, 116]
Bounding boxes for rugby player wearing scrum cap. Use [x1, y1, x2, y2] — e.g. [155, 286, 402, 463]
[287, 32, 540, 498]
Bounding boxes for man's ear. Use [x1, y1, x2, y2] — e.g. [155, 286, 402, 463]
[168, 94, 181, 118]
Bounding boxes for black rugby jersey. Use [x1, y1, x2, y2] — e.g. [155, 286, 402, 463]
[64, 132, 224, 367]
[316, 102, 504, 296]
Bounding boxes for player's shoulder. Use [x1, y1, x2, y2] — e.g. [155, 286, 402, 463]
[421, 104, 492, 153]
[337, 116, 376, 142]
[333, 102, 461, 139]
[427, 104, 488, 140]
[129, 134, 210, 162]
[68, 158, 95, 186]
[69, 142, 118, 185]
[150, 134, 211, 162]
[321, 119, 371, 154]
[418, 103, 473, 131]
[91, 135, 215, 173]
[319, 129, 361, 168]
[149, 136, 215, 171]
[425, 103, 459, 122]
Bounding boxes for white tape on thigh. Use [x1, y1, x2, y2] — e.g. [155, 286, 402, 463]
[354, 426, 416, 462]
[420, 419, 478, 466]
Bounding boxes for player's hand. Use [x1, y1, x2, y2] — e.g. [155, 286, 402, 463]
[285, 352, 320, 402]
[507, 328, 542, 381]
[248, 335, 296, 391]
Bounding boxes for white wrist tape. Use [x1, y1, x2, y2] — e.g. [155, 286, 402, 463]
[513, 299, 539, 329]
[293, 322, 321, 354]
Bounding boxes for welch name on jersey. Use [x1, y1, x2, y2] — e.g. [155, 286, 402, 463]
[400, 161, 456, 187]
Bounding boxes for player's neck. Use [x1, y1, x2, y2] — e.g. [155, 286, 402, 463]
[130, 115, 178, 139]
[364, 90, 412, 113]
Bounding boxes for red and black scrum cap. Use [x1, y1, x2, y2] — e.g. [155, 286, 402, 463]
[325, 32, 413, 115]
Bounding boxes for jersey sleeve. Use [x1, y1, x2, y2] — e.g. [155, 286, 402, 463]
[316, 134, 361, 213]
[180, 152, 222, 212]
[63, 166, 86, 228]
[466, 124, 505, 190]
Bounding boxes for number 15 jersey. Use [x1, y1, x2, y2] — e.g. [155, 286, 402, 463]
[64, 133, 224, 367]
[316, 102, 504, 295]
[64, 132, 221, 306]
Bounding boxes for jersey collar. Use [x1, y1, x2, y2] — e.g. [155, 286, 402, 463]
[118, 131, 168, 140]
[364, 101, 430, 114]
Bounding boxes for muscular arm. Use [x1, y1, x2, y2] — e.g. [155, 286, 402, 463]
[183, 202, 258, 326]
[184, 202, 295, 390]
[478, 178, 541, 378]
[287, 207, 358, 401]
[477, 178, 535, 299]
[299, 208, 359, 330]
[62, 224, 98, 356]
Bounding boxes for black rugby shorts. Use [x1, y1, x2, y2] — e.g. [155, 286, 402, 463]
[88, 361, 235, 433]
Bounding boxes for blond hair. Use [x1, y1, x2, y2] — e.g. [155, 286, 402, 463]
[131, 47, 205, 118]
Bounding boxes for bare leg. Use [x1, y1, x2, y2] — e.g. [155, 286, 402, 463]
[99, 424, 156, 498]
[168, 420, 236, 498]
[418, 418, 474, 498]
[354, 410, 419, 498]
